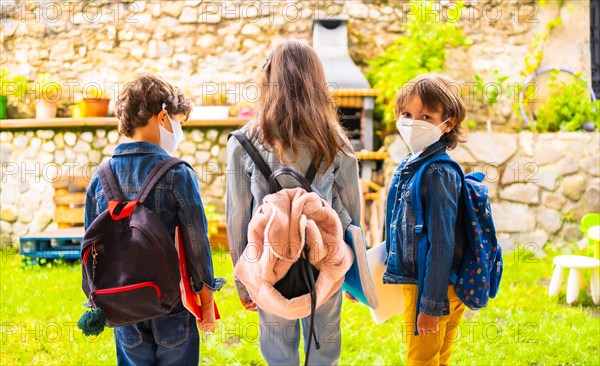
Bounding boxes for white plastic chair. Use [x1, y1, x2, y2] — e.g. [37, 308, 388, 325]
[548, 215, 600, 305]
[548, 255, 600, 305]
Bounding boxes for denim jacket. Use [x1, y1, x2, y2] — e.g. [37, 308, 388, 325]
[383, 140, 465, 316]
[226, 124, 362, 300]
[84, 142, 226, 293]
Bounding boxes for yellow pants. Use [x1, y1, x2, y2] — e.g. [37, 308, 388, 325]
[401, 285, 466, 366]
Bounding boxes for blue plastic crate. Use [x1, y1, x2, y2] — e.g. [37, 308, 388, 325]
[19, 228, 84, 262]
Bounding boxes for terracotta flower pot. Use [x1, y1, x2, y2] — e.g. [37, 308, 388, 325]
[83, 98, 110, 117]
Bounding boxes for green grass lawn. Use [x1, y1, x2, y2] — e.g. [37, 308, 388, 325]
[1, 246, 599, 365]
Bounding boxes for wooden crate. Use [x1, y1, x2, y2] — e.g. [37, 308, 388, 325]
[53, 176, 88, 228]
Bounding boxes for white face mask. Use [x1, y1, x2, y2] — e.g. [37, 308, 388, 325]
[159, 103, 184, 153]
[396, 117, 450, 153]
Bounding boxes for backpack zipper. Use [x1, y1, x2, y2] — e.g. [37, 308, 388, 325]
[93, 281, 162, 298]
[129, 223, 176, 283]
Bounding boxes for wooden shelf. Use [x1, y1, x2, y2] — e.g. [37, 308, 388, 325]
[0, 117, 249, 129]
[355, 150, 389, 160]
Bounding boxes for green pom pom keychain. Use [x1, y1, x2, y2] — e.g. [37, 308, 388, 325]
[77, 307, 106, 336]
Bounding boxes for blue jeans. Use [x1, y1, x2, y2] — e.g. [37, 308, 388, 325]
[114, 304, 199, 366]
[258, 290, 342, 366]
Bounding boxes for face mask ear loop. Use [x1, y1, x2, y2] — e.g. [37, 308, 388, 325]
[160, 103, 169, 128]
[439, 117, 452, 133]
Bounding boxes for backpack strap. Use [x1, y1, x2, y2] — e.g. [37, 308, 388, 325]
[409, 153, 463, 336]
[97, 161, 125, 202]
[269, 168, 312, 193]
[229, 130, 275, 186]
[135, 157, 191, 203]
[305, 163, 318, 185]
[229, 130, 320, 192]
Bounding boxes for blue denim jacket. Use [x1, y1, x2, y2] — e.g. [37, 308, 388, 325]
[383, 140, 465, 316]
[84, 142, 225, 293]
[226, 124, 362, 300]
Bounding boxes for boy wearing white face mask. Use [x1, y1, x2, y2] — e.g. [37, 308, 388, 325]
[383, 74, 468, 365]
[85, 74, 224, 365]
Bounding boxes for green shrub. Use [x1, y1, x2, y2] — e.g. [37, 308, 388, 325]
[535, 77, 600, 132]
[0, 68, 28, 101]
[366, 0, 470, 130]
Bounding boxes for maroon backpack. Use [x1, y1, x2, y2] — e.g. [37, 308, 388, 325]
[81, 157, 189, 328]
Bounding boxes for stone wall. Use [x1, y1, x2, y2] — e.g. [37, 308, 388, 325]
[2, 129, 597, 249]
[0, 126, 232, 247]
[384, 131, 600, 251]
[0, 0, 591, 128]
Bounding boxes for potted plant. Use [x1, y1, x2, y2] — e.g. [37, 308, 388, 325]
[230, 101, 255, 118]
[82, 83, 110, 117]
[35, 73, 62, 119]
[70, 101, 86, 118]
[190, 90, 230, 120]
[0, 68, 28, 119]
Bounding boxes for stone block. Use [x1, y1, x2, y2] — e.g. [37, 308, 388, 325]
[537, 208, 563, 234]
[499, 183, 539, 204]
[64, 132, 77, 146]
[179, 7, 198, 23]
[492, 202, 536, 233]
[533, 137, 564, 166]
[179, 141, 196, 155]
[1, 206, 17, 223]
[462, 132, 517, 165]
[500, 157, 539, 185]
[37, 130, 55, 139]
[560, 175, 586, 201]
[541, 191, 566, 210]
[585, 180, 600, 213]
[560, 156, 580, 176]
[535, 165, 560, 191]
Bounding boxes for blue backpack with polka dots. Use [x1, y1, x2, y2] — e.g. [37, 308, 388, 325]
[412, 153, 503, 316]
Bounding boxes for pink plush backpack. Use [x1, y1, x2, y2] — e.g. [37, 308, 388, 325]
[230, 130, 353, 363]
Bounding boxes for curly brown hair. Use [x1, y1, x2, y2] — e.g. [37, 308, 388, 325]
[115, 74, 192, 137]
[394, 74, 466, 149]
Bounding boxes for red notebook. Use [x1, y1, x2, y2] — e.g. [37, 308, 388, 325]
[175, 227, 220, 321]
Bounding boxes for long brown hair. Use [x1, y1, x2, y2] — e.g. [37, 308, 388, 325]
[254, 40, 349, 167]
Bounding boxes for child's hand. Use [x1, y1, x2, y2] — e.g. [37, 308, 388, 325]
[197, 287, 216, 333]
[198, 301, 216, 333]
[417, 312, 440, 335]
[240, 297, 257, 312]
[344, 291, 359, 303]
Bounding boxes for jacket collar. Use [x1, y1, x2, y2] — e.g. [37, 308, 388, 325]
[113, 141, 169, 157]
[403, 140, 448, 172]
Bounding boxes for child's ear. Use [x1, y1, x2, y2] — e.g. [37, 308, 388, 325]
[157, 109, 169, 127]
[445, 117, 457, 133]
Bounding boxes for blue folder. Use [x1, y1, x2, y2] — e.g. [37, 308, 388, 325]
[342, 224, 379, 309]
